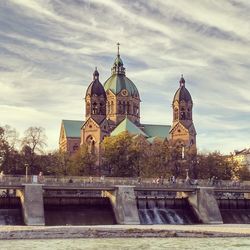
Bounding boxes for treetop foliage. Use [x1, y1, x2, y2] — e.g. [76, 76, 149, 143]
[0, 125, 249, 180]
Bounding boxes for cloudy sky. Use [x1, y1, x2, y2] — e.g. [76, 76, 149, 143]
[0, 0, 249, 154]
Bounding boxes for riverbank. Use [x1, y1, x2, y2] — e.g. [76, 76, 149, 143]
[1, 224, 250, 239]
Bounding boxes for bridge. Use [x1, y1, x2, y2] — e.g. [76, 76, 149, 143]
[0, 175, 250, 226]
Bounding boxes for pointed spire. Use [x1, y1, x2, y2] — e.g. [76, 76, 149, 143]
[179, 74, 185, 87]
[112, 42, 125, 75]
[117, 42, 120, 56]
[93, 67, 99, 80]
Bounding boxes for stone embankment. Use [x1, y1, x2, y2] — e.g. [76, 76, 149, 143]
[1, 225, 250, 239]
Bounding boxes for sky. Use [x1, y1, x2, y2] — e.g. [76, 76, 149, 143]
[0, 0, 249, 154]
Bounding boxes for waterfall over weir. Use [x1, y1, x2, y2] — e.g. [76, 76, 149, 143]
[137, 198, 198, 225]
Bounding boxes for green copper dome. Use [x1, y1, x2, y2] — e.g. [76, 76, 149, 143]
[104, 74, 139, 97]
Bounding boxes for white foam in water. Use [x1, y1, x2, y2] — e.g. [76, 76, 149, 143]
[139, 209, 152, 224]
[152, 208, 164, 224]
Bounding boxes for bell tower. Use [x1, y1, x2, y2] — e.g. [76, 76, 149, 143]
[169, 75, 196, 150]
[85, 68, 107, 124]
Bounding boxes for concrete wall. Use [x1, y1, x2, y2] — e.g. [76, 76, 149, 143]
[103, 185, 140, 225]
[16, 184, 45, 226]
[184, 187, 223, 224]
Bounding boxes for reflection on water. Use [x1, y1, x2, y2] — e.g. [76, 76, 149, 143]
[0, 209, 24, 225]
[44, 204, 116, 226]
[1, 238, 250, 250]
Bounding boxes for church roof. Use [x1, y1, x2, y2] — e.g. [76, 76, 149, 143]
[104, 73, 139, 97]
[86, 69, 106, 98]
[62, 120, 83, 138]
[142, 124, 171, 139]
[61, 119, 171, 140]
[111, 117, 148, 137]
[173, 75, 192, 103]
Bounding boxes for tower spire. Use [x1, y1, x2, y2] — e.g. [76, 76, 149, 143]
[179, 74, 185, 87]
[117, 42, 120, 56]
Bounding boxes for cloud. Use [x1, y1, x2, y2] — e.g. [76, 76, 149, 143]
[0, 0, 249, 153]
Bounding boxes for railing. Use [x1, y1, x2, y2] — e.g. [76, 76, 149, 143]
[0, 175, 250, 190]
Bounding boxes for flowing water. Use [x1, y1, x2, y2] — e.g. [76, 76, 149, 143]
[1, 238, 250, 250]
[138, 198, 198, 224]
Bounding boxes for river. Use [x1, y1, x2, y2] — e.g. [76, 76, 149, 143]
[1, 238, 250, 250]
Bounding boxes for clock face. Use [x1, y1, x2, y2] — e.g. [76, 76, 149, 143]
[121, 89, 128, 96]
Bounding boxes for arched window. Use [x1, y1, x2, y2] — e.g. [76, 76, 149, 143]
[111, 101, 114, 114]
[118, 101, 122, 113]
[133, 104, 137, 115]
[100, 102, 105, 115]
[107, 101, 110, 114]
[92, 102, 97, 114]
[86, 102, 90, 116]
[127, 101, 130, 114]
[180, 107, 185, 119]
[86, 135, 95, 154]
[174, 108, 178, 120]
[122, 101, 126, 114]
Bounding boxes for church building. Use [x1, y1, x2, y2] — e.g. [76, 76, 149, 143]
[59, 45, 196, 162]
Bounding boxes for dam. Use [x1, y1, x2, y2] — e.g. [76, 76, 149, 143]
[0, 176, 250, 226]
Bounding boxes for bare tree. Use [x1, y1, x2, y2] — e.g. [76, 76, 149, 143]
[21, 127, 47, 154]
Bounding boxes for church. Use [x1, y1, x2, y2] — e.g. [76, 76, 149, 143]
[59, 45, 196, 163]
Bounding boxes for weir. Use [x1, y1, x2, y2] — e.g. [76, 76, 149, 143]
[137, 197, 198, 224]
[44, 197, 116, 226]
[1, 178, 250, 225]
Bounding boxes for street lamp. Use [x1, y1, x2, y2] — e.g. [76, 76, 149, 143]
[25, 164, 29, 182]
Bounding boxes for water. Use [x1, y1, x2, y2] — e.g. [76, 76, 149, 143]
[220, 209, 250, 224]
[44, 204, 116, 226]
[0, 209, 24, 225]
[1, 238, 250, 250]
[138, 198, 198, 224]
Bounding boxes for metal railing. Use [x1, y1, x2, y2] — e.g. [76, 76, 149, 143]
[0, 175, 250, 190]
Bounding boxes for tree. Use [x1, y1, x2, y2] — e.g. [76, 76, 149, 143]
[0, 126, 23, 174]
[21, 127, 47, 174]
[69, 144, 97, 176]
[21, 127, 47, 154]
[102, 132, 140, 177]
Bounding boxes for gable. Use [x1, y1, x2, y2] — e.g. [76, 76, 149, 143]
[111, 117, 148, 137]
[83, 117, 101, 130]
[169, 122, 189, 135]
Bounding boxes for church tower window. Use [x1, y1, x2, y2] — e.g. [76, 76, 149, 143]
[111, 101, 114, 114]
[122, 101, 126, 114]
[127, 101, 130, 114]
[174, 108, 178, 120]
[92, 102, 97, 114]
[86, 102, 90, 116]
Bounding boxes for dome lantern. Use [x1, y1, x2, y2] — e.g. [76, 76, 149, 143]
[111, 42, 125, 75]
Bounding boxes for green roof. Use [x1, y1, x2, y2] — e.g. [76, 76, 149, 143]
[142, 124, 171, 139]
[62, 120, 83, 138]
[111, 117, 147, 137]
[104, 74, 139, 96]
